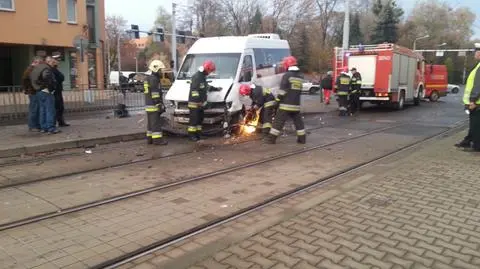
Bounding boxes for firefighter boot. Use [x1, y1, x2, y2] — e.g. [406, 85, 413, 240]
[455, 139, 471, 148]
[153, 137, 168, 146]
[147, 137, 153, 145]
[297, 135, 306, 144]
[263, 134, 277, 144]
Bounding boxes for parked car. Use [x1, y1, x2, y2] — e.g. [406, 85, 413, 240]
[302, 81, 321, 94]
[447, 84, 460, 94]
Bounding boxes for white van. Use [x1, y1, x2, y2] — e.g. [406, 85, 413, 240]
[165, 33, 291, 133]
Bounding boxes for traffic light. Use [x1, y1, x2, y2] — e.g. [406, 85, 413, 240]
[158, 28, 164, 42]
[130, 24, 140, 39]
[177, 30, 185, 44]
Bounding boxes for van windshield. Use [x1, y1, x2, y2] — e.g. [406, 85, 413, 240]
[177, 53, 241, 80]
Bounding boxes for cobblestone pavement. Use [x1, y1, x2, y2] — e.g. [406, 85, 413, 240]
[130, 131, 480, 269]
[0, 122, 437, 269]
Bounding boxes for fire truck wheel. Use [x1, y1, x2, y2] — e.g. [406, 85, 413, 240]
[429, 91, 440, 102]
[393, 91, 405, 110]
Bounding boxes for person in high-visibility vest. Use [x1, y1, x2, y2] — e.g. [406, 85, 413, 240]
[459, 43, 480, 152]
[349, 67, 362, 115]
[335, 67, 351, 116]
[264, 56, 306, 144]
[144, 60, 167, 145]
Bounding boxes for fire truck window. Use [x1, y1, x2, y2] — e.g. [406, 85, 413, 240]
[239, 55, 253, 82]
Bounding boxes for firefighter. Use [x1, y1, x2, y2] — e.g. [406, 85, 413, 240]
[349, 67, 362, 115]
[188, 60, 221, 141]
[264, 56, 306, 144]
[459, 43, 480, 152]
[239, 83, 276, 135]
[335, 67, 351, 116]
[144, 60, 168, 145]
[321, 71, 333, 105]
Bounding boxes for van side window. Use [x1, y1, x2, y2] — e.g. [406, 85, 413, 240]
[239, 55, 253, 82]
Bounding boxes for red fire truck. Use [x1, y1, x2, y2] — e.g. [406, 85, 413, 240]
[333, 43, 425, 110]
[424, 64, 448, 102]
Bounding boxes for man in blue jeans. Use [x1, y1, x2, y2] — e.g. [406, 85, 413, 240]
[29, 56, 60, 134]
[22, 57, 43, 131]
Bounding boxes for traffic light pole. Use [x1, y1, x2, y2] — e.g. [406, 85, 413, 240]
[171, 3, 177, 73]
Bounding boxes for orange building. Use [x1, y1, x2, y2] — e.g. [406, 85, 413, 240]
[0, 0, 106, 89]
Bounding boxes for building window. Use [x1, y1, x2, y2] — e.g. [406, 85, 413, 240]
[48, 0, 60, 21]
[67, 0, 76, 23]
[0, 0, 14, 11]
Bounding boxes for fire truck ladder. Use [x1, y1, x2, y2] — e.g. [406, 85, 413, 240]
[334, 47, 345, 80]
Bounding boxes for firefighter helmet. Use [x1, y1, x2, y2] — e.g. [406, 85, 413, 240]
[148, 60, 165, 73]
[239, 84, 251, 96]
[282, 56, 297, 69]
[202, 60, 216, 74]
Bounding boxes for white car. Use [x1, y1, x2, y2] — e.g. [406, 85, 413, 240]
[302, 81, 321, 94]
[447, 84, 460, 94]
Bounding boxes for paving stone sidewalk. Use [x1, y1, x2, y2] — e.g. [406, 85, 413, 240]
[138, 130, 480, 269]
[0, 95, 333, 158]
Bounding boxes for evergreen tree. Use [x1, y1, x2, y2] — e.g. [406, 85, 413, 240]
[371, 0, 403, 44]
[250, 7, 263, 34]
[350, 13, 364, 45]
[296, 24, 309, 71]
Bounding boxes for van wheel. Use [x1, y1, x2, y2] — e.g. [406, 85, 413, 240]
[429, 91, 439, 102]
[393, 91, 405, 110]
[414, 88, 422, 106]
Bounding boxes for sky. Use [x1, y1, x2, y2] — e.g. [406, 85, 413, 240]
[105, 0, 480, 39]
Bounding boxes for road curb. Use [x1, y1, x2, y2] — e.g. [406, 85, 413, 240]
[0, 132, 145, 158]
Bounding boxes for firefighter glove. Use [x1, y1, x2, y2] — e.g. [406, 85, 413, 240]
[155, 103, 166, 114]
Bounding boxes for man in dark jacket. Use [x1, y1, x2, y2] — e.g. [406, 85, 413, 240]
[321, 71, 333, 105]
[51, 56, 69, 127]
[22, 56, 43, 131]
[30, 56, 60, 134]
[264, 56, 306, 144]
[187, 60, 221, 141]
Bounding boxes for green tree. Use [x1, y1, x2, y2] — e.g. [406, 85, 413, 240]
[249, 6, 263, 34]
[444, 57, 454, 83]
[370, 0, 403, 43]
[350, 13, 364, 45]
[155, 6, 172, 32]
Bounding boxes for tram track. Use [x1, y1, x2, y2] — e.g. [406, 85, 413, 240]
[92, 120, 468, 269]
[0, 113, 343, 189]
[0, 121, 408, 231]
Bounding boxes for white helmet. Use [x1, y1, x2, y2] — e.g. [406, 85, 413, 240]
[148, 60, 165, 73]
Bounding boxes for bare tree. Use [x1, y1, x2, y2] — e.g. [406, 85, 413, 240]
[220, 0, 259, 35]
[315, 0, 340, 47]
[106, 15, 128, 70]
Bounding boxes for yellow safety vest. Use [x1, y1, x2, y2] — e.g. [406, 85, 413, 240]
[463, 62, 480, 105]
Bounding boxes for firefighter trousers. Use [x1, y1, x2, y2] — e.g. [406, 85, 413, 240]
[257, 107, 274, 134]
[188, 108, 204, 138]
[146, 111, 165, 144]
[337, 95, 349, 116]
[471, 109, 480, 151]
[349, 92, 360, 114]
[267, 109, 306, 143]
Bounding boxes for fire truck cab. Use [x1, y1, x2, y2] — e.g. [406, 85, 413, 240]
[424, 64, 448, 102]
[333, 43, 425, 110]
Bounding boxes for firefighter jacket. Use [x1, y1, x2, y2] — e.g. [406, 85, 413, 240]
[321, 75, 333, 90]
[251, 86, 276, 109]
[335, 73, 351, 96]
[276, 70, 304, 112]
[144, 74, 164, 112]
[464, 62, 480, 105]
[351, 72, 362, 93]
[188, 70, 209, 109]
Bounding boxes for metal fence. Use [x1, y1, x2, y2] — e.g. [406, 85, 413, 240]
[0, 84, 149, 122]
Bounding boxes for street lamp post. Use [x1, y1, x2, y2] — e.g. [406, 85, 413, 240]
[413, 34, 429, 51]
